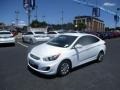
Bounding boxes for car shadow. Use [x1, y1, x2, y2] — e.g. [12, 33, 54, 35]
[0, 43, 15, 48]
[27, 60, 98, 79]
[27, 66, 57, 79]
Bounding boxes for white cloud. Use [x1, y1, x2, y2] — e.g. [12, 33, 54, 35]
[103, 2, 116, 7]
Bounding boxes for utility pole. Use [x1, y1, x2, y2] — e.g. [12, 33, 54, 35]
[27, 4, 31, 30]
[114, 8, 120, 29]
[23, 0, 35, 31]
[61, 9, 64, 29]
[42, 15, 45, 22]
[35, 5, 38, 20]
[15, 10, 19, 27]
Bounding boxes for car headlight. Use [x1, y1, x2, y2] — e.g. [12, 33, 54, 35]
[43, 54, 60, 61]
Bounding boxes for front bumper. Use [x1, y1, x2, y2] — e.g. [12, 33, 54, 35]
[27, 55, 59, 75]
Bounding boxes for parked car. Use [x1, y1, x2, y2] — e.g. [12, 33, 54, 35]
[27, 33, 106, 76]
[0, 30, 15, 45]
[22, 30, 50, 44]
[47, 31, 64, 38]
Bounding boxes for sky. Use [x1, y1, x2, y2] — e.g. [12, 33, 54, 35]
[0, 0, 120, 28]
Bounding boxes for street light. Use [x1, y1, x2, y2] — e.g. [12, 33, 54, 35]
[114, 8, 120, 28]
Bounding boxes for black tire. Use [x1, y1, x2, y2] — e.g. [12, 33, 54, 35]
[57, 60, 71, 76]
[97, 51, 104, 62]
[29, 39, 34, 44]
[22, 38, 25, 42]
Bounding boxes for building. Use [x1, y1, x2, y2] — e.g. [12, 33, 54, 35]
[74, 16, 105, 32]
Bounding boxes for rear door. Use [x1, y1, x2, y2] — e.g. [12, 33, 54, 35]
[74, 35, 100, 64]
[24, 32, 34, 41]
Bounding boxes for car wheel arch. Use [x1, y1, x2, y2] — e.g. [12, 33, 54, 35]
[57, 59, 72, 76]
[99, 50, 104, 55]
[97, 50, 105, 62]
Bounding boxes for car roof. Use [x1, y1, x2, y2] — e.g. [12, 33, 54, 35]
[62, 33, 93, 37]
[28, 30, 45, 32]
[0, 30, 10, 32]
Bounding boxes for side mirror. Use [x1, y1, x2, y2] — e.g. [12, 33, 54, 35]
[74, 44, 83, 48]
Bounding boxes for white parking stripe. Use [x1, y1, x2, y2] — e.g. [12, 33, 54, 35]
[17, 42, 28, 48]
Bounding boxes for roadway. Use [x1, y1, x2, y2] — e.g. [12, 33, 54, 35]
[0, 38, 120, 90]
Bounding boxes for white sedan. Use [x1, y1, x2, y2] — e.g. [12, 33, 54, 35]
[27, 33, 106, 76]
[47, 31, 64, 38]
[22, 31, 50, 44]
[0, 30, 15, 45]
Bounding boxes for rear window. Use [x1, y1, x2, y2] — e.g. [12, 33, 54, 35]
[48, 32, 57, 34]
[0, 32, 11, 34]
[35, 32, 45, 34]
[26, 32, 33, 35]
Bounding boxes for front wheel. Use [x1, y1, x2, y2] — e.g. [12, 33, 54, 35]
[97, 51, 104, 62]
[29, 39, 34, 44]
[57, 60, 71, 76]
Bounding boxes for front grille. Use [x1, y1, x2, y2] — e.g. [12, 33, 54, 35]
[30, 54, 40, 60]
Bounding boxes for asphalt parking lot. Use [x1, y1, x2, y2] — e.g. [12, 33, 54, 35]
[0, 38, 120, 90]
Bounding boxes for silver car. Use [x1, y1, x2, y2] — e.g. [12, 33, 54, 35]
[22, 31, 50, 44]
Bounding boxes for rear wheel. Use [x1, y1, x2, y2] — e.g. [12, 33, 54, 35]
[29, 39, 34, 44]
[97, 51, 104, 62]
[22, 38, 25, 42]
[57, 60, 71, 76]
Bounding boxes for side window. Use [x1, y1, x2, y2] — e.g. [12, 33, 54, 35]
[89, 36, 100, 43]
[48, 32, 56, 34]
[27, 32, 33, 35]
[76, 35, 99, 46]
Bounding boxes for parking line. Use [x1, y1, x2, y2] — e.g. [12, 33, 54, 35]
[17, 42, 28, 48]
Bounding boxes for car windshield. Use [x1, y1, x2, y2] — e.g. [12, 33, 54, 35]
[0, 32, 11, 34]
[35, 32, 45, 34]
[25, 32, 33, 35]
[47, 35, 77, 48]
[47, 32, 57, 34]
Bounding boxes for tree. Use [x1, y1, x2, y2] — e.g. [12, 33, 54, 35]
[30, 20, 41, 28]
[40, 21, 47, 28]
[75, 22, 86, 31]
[63, 23, 74, 30]
[49, 23, 74, 30]
[30, 20, 47, 28]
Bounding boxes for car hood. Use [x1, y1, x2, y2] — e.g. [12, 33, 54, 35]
[30, 43, 66, 58]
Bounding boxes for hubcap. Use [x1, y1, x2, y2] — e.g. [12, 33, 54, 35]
[60, 63, 70, 75]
